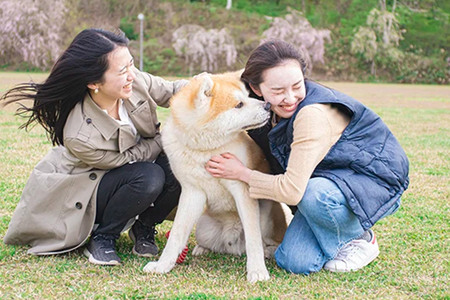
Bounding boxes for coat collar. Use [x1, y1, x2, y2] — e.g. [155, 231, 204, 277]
[82, 93, 120, 141]
[82, 94, 138, 153]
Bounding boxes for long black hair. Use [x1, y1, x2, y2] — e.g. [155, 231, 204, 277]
[0, 28, 129, 146]
[241, 39, 308, 101]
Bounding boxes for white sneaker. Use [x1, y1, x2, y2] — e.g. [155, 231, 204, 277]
[324, 229, 380, 272]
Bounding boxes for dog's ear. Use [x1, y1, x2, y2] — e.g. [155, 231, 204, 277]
[195, 75, 214, 109]
[200, 74, 213, 97]
[230, 68, 244, 79]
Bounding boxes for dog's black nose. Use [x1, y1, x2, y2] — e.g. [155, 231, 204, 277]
[264, 102, 271, 111]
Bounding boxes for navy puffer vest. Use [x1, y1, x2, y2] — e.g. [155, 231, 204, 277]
[256, 80, 409, 230]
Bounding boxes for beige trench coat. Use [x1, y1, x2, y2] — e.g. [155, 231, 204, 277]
[3, 69, 187, 255]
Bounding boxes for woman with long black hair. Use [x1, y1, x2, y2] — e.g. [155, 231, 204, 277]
[2, 28, 187, 265]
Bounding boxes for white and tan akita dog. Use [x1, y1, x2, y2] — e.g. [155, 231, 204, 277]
[143, 72, 291, 283]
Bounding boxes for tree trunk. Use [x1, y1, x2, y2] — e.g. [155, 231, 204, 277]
[379, 0, 386, 11]
[226, 0, 232, 10]
[379, 0, 390, 45]
[371, 60, 376, 76]
[385, 0, 397, 45]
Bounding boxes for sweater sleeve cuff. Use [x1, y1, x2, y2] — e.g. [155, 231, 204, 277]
[248, 170, 277, 200]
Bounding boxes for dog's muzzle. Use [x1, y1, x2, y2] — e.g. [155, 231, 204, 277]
[242, 113, 270, 130]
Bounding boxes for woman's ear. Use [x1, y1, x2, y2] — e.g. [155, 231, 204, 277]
[87, 83, 98, 91]
[249, 83, 262, 97]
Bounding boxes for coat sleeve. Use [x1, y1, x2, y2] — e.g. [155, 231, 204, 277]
[138, 68, 189, 108]
[64, 134, 162, 170]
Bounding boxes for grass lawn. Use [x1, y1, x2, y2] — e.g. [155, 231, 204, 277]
[0, 72, 449, 299]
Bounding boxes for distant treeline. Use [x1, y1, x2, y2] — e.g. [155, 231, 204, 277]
[0, 0, 448, 84]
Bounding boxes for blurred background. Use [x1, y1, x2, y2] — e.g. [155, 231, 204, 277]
[0, 0, 448, 84]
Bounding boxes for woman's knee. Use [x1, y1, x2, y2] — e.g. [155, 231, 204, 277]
[275, 245, 323, 275]
[131, 162, 165, 197]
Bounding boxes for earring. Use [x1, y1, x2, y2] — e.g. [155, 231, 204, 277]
[94, 88, 99, 94]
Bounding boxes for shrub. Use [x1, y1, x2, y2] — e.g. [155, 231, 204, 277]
[172, 24, 237, 75]
[262, 8, 331, 71]
[0, 0, 67, 70]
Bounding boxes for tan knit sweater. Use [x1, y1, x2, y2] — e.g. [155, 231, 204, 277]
[249, 103, 350, 206]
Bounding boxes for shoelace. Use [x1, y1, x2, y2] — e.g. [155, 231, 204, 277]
[138, 228, 158, 242]
[334, 240, 363, 260]
[93, 235, 116, 251]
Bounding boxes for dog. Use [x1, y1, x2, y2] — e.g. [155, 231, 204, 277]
[143, 72, 291, 283]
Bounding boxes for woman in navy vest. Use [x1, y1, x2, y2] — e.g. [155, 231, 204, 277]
[206, 40, 409, 274]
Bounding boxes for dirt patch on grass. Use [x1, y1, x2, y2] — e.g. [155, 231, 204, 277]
[325, 82, 450, 110]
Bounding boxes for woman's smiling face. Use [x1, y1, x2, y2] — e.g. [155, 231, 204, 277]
[252, 59, 306, 119]
[95, 46, 136, 102]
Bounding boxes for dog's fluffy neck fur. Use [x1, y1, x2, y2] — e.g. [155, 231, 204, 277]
[165, 116, 240, 151]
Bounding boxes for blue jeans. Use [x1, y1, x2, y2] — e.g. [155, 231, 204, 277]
[274, 177, 365, 274]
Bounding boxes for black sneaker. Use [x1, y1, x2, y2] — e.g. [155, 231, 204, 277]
[129, 221, 159, 257]
[83, 234, 121, 266]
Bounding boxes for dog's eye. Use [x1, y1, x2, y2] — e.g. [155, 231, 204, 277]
[235, 101, 244, 109]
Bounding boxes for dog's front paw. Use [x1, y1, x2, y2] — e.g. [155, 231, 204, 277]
[143, 261, 174, 274]
[247, 268, 270, 283]
[192, 245, 210, 256]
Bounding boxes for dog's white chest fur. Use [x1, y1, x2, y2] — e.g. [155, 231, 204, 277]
[163, 120, 246, 213]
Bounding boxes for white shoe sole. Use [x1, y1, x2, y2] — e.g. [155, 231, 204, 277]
[83, 248, 121, 266]
[324, 247, 380, 272]
[132, 246, 157, 258]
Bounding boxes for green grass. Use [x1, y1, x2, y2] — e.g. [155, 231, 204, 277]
[0, 73, 449, 299]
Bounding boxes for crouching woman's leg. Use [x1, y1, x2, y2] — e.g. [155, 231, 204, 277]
[138, 153, 181, 226]
[274, 177, 364, 274]
[130, 152, 182, 257]
[274, 208, 326, 274]
[84, 161, 165, 265]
